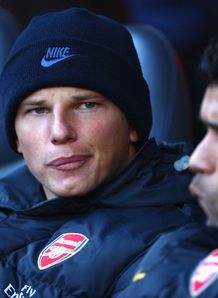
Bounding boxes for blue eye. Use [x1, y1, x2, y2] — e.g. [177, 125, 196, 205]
[32, 107, 46, 114]
[80, 102, 97, 109]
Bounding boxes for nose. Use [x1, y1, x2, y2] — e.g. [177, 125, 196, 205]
[189, 134, 215, 174]
[50, 111, 77, 145]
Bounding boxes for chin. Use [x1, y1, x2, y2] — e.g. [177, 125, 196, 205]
[53, 186, 91, 198]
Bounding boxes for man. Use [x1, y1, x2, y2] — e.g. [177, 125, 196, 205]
[0, 7, 201, 297]
[119, 38, 218, 298]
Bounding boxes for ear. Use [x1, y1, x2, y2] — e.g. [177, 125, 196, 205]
[129, 129, 139, 143]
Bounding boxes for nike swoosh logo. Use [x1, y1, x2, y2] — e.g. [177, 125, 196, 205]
[41, 54, 79, 67]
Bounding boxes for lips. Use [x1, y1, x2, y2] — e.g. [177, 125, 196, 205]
[46, 155, 91, 171]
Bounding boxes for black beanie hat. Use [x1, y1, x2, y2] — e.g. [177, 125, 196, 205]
[0, 7, 152, 151]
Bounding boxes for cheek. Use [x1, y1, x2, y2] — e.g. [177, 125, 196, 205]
[16, 132, 46, 181]
[16, 128, 44, 158]
[87, 118, 132, 170]
[85, 116, 129, 148]
[15, 116, 48, 152]
[16, 121, 31, 153]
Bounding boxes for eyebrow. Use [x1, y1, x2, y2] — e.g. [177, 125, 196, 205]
[20, 99, 46, 106]
[21, 92, 102, 106]
[72, 92, 103, 100]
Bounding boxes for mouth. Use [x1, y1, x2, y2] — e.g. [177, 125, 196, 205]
[46, 155, 91, 171]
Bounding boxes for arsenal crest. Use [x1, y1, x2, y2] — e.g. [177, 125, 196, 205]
[38, 233, 89, 270]
[190, 249, 218, 297]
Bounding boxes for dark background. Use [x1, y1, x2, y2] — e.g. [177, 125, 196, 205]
[0, 0, 128, 27]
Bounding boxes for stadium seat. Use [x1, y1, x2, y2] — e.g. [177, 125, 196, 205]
[127, 24, 193, 143]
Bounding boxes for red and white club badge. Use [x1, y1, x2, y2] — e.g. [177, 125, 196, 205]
[38, 233, 89, 270]
[190, 249, 218, 297]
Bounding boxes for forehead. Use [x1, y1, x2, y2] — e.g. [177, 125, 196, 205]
[21, 86, 107, 102]
[201, 86, 218, 121]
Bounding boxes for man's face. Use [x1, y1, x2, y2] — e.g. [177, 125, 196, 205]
[189, 86, 218, 227]
[15, 87, 138, 199]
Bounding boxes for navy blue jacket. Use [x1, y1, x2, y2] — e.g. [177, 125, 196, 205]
[0, 139, 203, 297]
[119, 223, 218, 298]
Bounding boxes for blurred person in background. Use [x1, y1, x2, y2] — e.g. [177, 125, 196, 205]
[118, 37, 218, 298]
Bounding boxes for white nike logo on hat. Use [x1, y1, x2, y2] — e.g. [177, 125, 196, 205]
[41, 46, 79, 67]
